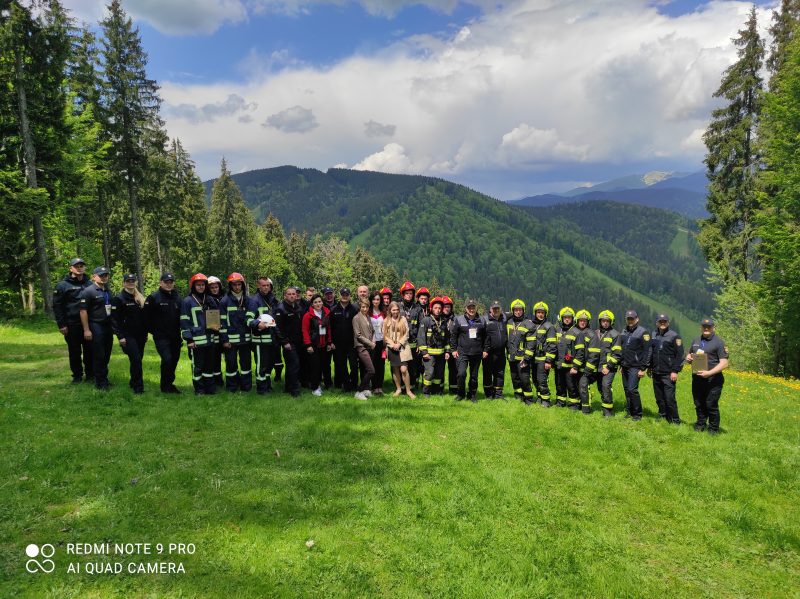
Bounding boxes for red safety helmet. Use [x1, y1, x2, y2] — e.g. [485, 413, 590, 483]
[429, 296, 444, 309]
[227, 272, 245, 283]
[416, 287, 430, 298]
[189, 273, 208, 287]
[379, 286, 392, 296]
[399, 281, 415, 293]
[442, 295, 454, 306]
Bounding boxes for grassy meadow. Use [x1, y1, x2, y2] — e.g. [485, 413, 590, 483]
[0, 318, 798, 597]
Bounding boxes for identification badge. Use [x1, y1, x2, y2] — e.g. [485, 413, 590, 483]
[105, 304, 112, 316]
[319, 326, 327, 335]
[469, 328, 477, 339]
[696, 348, 705, 355]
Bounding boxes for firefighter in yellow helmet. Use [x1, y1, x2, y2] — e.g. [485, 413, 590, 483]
[571, 310, 594, 411]
[506, 299, 536, 403]
[554, 306, 580, 407]
[583, 309, 622, 416]
[530, 301, 557, 407]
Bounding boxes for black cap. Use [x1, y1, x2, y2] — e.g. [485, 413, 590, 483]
[465, 298, 477, 307]
[657, 313, 670, 322]
[160, 273, 175, 282]
[701, 318, 714, 327]
[93, 266, 110, 276]
[625, 310, 638, 318]
[322, 286, 334, 294]
[69, 258, 86, 267]
[340, 287, 351, 295]
[490, 300, 502, 309]
[123, 273, 137, 282]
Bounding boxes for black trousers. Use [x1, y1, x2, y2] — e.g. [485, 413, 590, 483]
[371, 340, 386, 391]
[333, 345, 358, 390]
[410, 346, 422, 387]
[298, 343, 310, 387]
[422, 354, 446, 393]
[65, 323, 93, 380]
[323, 345, 333, 387]
[122, 334, 147, 392]
[554, 366, 579, 405]
[653, 373, 680, 422]
[456, 353, 481, 398]
[532, 361, 552, 401]
[307, 346, 328, 390]
[89, 321, 113, 388]
[188, 345, 216, 394]
[509, 360, 534, 403]
[692, 373, 724, 431]
[253, 343, 274, 393]
[356, 346, 375, 392]
[154, 337, 181, 391]
[578, 372, 595, 408]
[621, 367, 643, 417]
[482, 349, 505, 396]
[282, 345, 300, 393]
[211, 342, 223, 386]
[598, 370, 616, 409]
[224, 343, 252, 391]
[447, 355, 458, 394]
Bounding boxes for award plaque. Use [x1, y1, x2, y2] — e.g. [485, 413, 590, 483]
[205, 309, 221, 331]
[692, 352, 708, 373]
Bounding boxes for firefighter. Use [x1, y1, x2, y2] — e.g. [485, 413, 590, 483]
[649, 313, 683, 424]
[483, 301, 507, 398]
[219, 272, 253, 392]
[274, 287, 304, 397]
[110, 273, 148, 394]
[619, 309, 652, 420]
[330, 287, 359, 391]
[409, 286, 430, 387]
[180, 273, 217, 395]
[256, 276, 283, 383]
[206, 275, 224, 386]
[584, 310, 622, 417]
[417, 296, 450, 396]
[554, 306, 579, 407]
[451, 299, 488, 402]
[144, 273, 182, 393]
[78, 266, 113, 390]
[442, 295, 459, 395]
[685, 319, 729, 434]
[531, 301, 557, 407]
[570, 310, 593, 411]
[380, 286, 393, 310]
[398, 281, 417, 388]
[506, 299, 535, 404]
[53, 258, 93, 383]
[248, 276, 278, 394]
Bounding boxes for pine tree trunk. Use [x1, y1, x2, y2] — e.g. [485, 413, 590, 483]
[156, 232, 163, 273]
[127, 172, 144, 292]
[15, 49, 52, 316]
[99, 189, 110, 267]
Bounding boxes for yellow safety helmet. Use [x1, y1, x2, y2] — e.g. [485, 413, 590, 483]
[598, 309, 615, 324]
[558, 306, 575, 322]
[576, 309, 591, 323]
[533, 301, 549, 316]
[510, 299, 526, 311]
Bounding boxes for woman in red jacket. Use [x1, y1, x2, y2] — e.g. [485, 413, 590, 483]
[302, 293, 332, 396]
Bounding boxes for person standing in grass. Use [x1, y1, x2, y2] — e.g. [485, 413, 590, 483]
[554, 306, 579, 407]
[441, 295, 459, 395]
[584, 310, 622, 417]
[330, 287, 359, 392]
[207, 276, 225, 387]
[383, 301, 415, 398]
[301, 293, 332, 397]
[144, 273, 182, 394]
[482, 300, 507, 399]
[368, 291, 387, 395]
[181, 273, 217, 395]
[619, 309, 651, 421]
[111, 273, 148, 394]
[450, 298, 488, 402]
[530, 301, 557, 407]
[418, 296, 450, 397]
[274, 287, 304, 397]
[53, 258, 93, 384]
[685, 318, 729, 434]
[219, 272, 253, 393]
[352, 299, 376, 401]
[506, 299, 535, 404]
[78, 266, 114, 391]
[248, 276, 278, 395]
[649, 313, 683, 424]
[570, 310, 594, 412]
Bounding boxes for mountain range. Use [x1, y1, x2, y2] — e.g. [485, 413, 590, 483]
[204, 166, 714, 337]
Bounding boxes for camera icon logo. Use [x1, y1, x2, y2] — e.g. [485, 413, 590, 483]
[25, 544, 55, 573]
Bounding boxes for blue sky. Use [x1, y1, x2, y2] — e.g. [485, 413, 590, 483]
[66, 0, 776, 199]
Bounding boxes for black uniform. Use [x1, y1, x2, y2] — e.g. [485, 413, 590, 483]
[417, 313, 450, 395]
[688, 334, 728, 432]
[180, 292, 217, 395]
[274, 300, 304, 395]
[400, 299, 418, 387]
[248, 292, 277, 394]
[53, 273, 93, 382]
[619, 324, 652, 419]
[78, 282, 113, 389]
[207, 290, 224, 386]
[570, 325, 593, 410]
[555, 324, 584, 407]
[442, 310, 458, 394]
[257, 289, 282, 381]
[650, 327, 684, 423]
[531, 318, 557, 405]
[583, 326, 622, 414]
[111, 290, 148, 393]
[482, 312, 507, 398]
[451, 313, 488, 400]
[506, 314, 536, 403]
[220, 289, 253, 392]
[330, 301, 359, 391]
[144, 287, 182, 392]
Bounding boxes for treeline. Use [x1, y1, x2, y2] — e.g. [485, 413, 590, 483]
[0, 0, 398, 313]
[701, 2, 800, 376]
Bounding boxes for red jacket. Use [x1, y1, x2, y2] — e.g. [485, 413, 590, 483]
[302, 306, 332, 348]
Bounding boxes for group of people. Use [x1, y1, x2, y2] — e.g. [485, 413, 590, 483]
[53, 259, 730, 433]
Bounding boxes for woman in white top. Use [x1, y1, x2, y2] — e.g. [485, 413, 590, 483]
[369, 291, 386, 394]
[383, 301, 415, 398]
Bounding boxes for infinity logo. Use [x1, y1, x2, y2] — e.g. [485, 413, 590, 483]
[25, 544, 55, 573]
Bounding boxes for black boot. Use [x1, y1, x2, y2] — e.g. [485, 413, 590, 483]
[602, 407, 614, 418]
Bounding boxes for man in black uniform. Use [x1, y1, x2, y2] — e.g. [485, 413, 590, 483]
[649, 313, 683, 423]
[441, 295, 459, 395]
[330, 288, 359, 391]
[483, 300, 507, 399]
[531, 301, 557, 407]
[275, 287, 304, 397]
[78, 266, 113, 390]
[53, 258, 93, 383]
[686, 319, 729, 434]
[248, 276, 278, 394]
[451, 299, 488, 402]
[409, 286, 430, 388]
[619, 309, 652, 421]
[321, 286, 336, 387]
[144, 273, 182, 393]
[506, 299, 535, 404]
[554, 306, 578, 407]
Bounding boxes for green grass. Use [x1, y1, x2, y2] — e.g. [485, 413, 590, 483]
[1, 318, 798, 598]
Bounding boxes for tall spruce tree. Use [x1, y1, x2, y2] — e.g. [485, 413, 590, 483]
[700, 7, 764, 283]
[98, 0, 164, 289]
[767, 0, 800, 79]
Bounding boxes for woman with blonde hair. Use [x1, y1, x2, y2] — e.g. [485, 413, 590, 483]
[383, 301, 415, 398]
[111, 273, 148, 394]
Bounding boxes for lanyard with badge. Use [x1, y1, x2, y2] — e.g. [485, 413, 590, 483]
[468, 318, 478, 339]
[103, 289, 111, 316]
